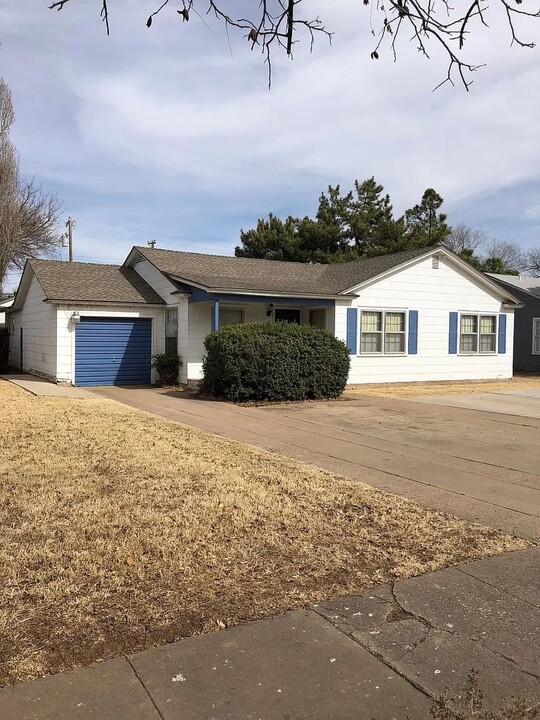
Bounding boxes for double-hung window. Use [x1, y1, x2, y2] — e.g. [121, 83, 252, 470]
[533, 318, 540, 355]
[460, 314, 497, 354]
[360, 310, 406, 354]
[165, 307, 178, 354]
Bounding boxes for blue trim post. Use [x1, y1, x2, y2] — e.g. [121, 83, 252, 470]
[212, 299, 220, 332]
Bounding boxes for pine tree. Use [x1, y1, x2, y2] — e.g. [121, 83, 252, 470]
[404, 188, 450, 247]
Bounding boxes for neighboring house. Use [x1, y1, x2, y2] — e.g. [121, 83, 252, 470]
[489, 274, 540, 373]
[7, 245, 521, 387]
[0, 295, 14, 326]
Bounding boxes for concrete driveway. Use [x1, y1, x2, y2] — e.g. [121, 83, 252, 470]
[91, 386, 540, 540]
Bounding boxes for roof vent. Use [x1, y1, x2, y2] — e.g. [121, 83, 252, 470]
[432, 256, 440, 269]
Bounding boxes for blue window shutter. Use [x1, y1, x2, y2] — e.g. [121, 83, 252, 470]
[498, 313, 507, 354]
[449, 312, 458, 354]
[346, 307, 358, 355]
[408, 310, 418, 355]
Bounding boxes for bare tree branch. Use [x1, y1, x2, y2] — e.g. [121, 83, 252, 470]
[46, 1, 540, 89]
[0, 78, 62, 291]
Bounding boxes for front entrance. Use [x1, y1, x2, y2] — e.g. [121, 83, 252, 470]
[274, 308, 301, 324]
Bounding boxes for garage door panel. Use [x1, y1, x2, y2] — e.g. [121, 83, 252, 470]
[75, 317, 152, 386]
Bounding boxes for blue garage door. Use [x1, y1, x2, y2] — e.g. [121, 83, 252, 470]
[75, 317, 152, 386]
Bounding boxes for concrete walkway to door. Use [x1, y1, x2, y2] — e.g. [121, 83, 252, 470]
[91, 386, 540, 540]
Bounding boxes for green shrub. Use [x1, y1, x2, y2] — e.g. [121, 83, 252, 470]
[152, 352, 183, 386]
[202, 322, 350, 402]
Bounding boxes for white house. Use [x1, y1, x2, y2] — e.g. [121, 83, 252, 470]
[0, 295, 14, 326]
[7, 245, 521, 387]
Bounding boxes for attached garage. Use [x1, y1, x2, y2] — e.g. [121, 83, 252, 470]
[75, 317, 152, 386]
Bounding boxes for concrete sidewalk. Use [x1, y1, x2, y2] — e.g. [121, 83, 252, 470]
[1, 373, 95, 398]
[2, 547, 538, 720]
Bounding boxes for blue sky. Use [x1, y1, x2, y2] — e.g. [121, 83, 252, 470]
[1, 0, 539, 291]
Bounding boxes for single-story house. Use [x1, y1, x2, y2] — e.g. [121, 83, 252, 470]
[7, 244, 521, 387]
[0, 295, 14, 326]
[489, 273, 540, 373]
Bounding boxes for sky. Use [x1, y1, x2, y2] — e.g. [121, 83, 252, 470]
[1, 0, 539, 292]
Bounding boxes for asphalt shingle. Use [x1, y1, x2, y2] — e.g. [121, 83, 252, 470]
[134, 245, 437, 296]
[29, 259, 165, 305]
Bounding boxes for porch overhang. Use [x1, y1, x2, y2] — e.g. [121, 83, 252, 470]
[187, 285, 336, 306]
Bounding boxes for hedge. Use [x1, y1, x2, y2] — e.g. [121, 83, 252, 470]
[202, 322, 350, 402]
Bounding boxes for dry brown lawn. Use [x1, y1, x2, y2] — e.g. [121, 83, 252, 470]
[345, 375, 540, 399]
[0, 380, 529, 686]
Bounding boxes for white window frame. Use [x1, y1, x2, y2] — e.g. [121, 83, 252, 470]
[532, 318, 540, 355]
[219, 305, 245, 328]
[458, 312, 498, 355]
[359, 309, 408, 356]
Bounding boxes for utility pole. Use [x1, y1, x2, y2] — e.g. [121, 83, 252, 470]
[65, 217, 75, 262]
[147, 239, 157, 249]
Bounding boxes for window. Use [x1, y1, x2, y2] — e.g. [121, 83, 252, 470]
[309, 309, 326, 329]
[165, 307, 178, 354]
[219, 307, 244, 327]
[460, 313, 497, 354]
[385, 312, 406, 353]
[360, 310, 406, 354]
[274, 308, 301, 324]
[361, 311, 382, 353]
[533, 318, 540, 355]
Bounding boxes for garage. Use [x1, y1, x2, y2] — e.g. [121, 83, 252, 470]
[75, 317, 152, 386]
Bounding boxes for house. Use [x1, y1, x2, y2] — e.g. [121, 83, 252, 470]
[0, 295, 14, 326]
[489, 273, 540, 373]
[7, 244, 521, 387]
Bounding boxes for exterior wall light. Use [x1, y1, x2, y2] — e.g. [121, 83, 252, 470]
[266, 303, 275, 317]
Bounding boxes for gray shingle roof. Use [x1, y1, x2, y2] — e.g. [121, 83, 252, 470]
[489, 274, 540, 299]
[29, 259, 165, 305]
[133, 245, 436, 296]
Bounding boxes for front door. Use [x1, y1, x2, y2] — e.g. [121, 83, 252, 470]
[274, 308, 301, 324]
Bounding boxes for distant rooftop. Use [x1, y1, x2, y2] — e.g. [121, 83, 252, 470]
[488, 273, 540, 299]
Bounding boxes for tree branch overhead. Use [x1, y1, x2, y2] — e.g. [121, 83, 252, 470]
[47, 1, 540, 88]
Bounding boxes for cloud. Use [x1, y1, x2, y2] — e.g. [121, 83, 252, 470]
[0, 0, 539, 287]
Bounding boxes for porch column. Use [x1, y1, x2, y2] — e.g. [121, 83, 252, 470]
[212, 299, 220, 332]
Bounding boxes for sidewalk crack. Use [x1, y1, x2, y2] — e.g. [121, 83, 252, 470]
[126, 656, 165, 720]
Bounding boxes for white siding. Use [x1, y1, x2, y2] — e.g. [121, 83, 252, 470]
[336, 255, 514, 384]
[56, 305, 165, 385]
[177, 297, 189, 383]
[8, 275, 57, 380]
[187, 303, 211, 380]
[133, 259, 178, 302]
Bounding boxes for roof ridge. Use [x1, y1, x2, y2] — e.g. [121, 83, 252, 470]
[134, 246, 326, 269]
[134, 244, 439, 269]
[30, 258, 121, 269]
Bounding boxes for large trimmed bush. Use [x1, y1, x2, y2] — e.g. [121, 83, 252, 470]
[202, 322, 350, 402]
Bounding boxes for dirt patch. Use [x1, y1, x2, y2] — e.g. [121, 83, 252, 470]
[345, 375, 540, 399]
[0, 380, 529, 686]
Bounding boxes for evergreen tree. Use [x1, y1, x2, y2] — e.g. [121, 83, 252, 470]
[404, 188, 450, 247]
[235, 213, 303, 261]
[234, 179, 448, 263]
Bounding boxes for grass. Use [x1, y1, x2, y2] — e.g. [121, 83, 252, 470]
[345, 375, 540, 399]
[0, 380, 530, 686]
